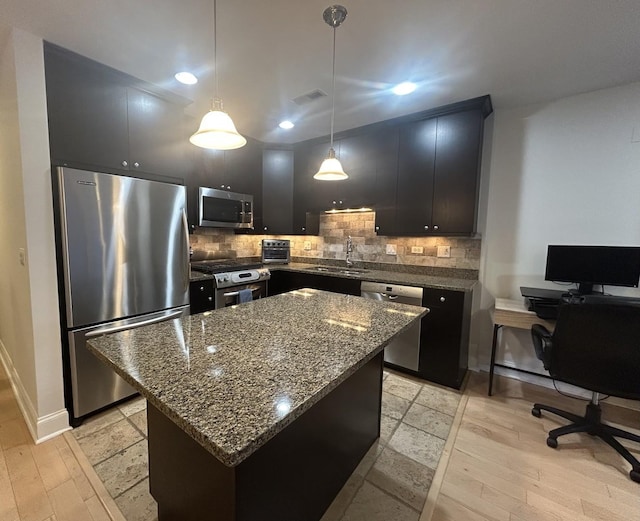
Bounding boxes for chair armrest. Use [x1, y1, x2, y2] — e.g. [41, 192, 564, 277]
[531, 324, 553, 370]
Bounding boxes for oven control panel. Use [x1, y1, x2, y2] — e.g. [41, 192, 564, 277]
[215, 268, 270, 289]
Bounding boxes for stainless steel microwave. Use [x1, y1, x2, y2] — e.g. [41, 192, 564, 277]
[198, 187, 253, 229]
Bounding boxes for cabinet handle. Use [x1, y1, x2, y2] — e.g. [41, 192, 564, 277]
[133, 162, 140, 168]
[208, 297, 213, 301]
[121, 160, 128, 167]
[332, 200, 337, 205]
[226, 185, 231, 190]
[375, 226, 380, 231]
[220, 184, 225, 189]
[301, 227, 306, 231]
[433, 225, 439, 230]
[424, 225, 429, 230]
[264, 226, 268, 231]
[440, 296, 446, 302]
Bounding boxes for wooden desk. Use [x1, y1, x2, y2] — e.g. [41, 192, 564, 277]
[488, 298, 555, 396]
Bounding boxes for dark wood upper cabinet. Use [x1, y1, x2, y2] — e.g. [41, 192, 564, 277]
[395, 118, 437, 235]
[431, 110, 484, 234]
[44, 42, 189, 181]
[45, 44, 129, 172]
[126, 88, 186, 178]
[389, 107, 486, 236]
[262, 149, 294, 234]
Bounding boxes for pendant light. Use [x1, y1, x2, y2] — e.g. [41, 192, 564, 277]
[314, 5, 348, 181]
[190, 0, 246, 150]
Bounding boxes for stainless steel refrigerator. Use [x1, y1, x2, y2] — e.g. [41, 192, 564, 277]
[56, 167, 190, 423]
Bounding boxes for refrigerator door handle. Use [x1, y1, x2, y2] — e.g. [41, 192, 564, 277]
[86, 309, 185, 338]
[182, 208, 190, 291]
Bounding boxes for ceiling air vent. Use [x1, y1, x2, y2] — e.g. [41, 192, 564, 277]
[291, 89, 327, 106]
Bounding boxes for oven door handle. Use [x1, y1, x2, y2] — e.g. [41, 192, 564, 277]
[222, 287, 260, 298]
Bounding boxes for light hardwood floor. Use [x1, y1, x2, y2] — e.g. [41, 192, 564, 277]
[427, 373, 640, 521]
[1, 363, 639, 521]
[0, 364, 124, 521]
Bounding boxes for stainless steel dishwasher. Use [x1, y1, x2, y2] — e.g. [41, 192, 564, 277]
[361, 281, 425, 371]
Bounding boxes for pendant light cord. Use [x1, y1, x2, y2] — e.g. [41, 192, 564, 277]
[330, 26, 336, 148]
[213, 0, 218, 103]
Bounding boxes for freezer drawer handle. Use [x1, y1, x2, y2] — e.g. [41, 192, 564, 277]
[85, 309, 184, 338]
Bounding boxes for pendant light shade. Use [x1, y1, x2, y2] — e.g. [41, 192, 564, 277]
[190, 99, 247, 150]
[314, 147, 348, 180]
[315, 5, 348, 181]
[190, 0, 245, 150]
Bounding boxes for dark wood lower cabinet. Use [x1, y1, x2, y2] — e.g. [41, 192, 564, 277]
[188, 279, 215, 314]
[268, 270, 361, 296]
[147, 353, 383, 521]
[417, 288, 472, 389]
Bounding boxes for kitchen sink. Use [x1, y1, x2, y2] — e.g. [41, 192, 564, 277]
[307, 266, 369, 275]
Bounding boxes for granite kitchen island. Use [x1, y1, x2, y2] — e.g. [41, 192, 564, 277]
[87, 288, 427, 521]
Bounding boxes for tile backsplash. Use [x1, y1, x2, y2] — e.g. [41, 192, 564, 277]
[190, 211, 481, 272]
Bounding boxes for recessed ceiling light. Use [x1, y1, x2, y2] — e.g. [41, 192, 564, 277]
[279, 120, 295, 129]
[392, 82, 417, 96]
[174, 72, 198, 85]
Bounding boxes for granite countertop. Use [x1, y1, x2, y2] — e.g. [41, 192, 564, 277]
[272, 263, 477, 292]
[86, 289, 427, 467]
[190, 262, 477, 292]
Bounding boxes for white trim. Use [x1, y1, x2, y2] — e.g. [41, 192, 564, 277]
[480, 364, 640, 411]
[0, 338, 70, 442]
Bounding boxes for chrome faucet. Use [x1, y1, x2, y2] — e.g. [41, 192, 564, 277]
[345, 236, 354, 267]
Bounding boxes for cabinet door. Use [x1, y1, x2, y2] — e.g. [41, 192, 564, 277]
[419, 289, 468, 389]
[127, 88, 186, 178]
[262, 149, 294, 234]
[45, 45, 129, 170]
[371, 127, 399, 235]
[432, 110, 483, 234]
[189, 279, 215, 314]
[292, 144, 321, 234]
[340, 130, 391, 209]
[396, 118, 437, 235]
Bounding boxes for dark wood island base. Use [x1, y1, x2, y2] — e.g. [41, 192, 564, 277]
[147, 352, 384, 521]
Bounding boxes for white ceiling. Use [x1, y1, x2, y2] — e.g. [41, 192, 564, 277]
[3, 0, 640, 144]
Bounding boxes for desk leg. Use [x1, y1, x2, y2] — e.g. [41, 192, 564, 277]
[488, 324, 502, 396]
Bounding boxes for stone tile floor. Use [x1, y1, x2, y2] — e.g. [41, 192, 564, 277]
[72, 370, 462, 521]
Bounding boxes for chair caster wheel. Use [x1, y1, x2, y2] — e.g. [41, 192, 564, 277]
[531, 408, 541, 418]
[546, 437, 558, 449]
[631, 469, 640, 483]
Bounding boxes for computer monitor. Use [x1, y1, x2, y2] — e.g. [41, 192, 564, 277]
[545, 245, 640, 295]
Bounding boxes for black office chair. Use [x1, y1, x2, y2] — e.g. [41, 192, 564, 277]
[530, 298, 640, 483]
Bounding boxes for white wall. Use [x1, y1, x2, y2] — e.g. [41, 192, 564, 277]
[0, 28, 68, 441]
[475, 82, 640, 377]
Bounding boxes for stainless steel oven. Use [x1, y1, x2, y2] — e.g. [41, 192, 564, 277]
[262, 239, 290, 264]
[190, 261, 270, 309]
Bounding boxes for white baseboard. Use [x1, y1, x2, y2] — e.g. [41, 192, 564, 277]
[480, 363, 640, 412]
[0, 339, 70, 442]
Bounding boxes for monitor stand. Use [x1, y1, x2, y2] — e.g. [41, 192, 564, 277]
[569, 283, 594, 296]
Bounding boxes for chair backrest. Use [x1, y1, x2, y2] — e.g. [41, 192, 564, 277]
[550, 301, 640, 400]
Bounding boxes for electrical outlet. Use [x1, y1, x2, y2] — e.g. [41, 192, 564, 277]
[303, 240, 311, 251]
[437, 245, 451, 258]
[386, 244, 397, 255]
[18, 248, 26, 266]
[411, 246, 424, 254]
